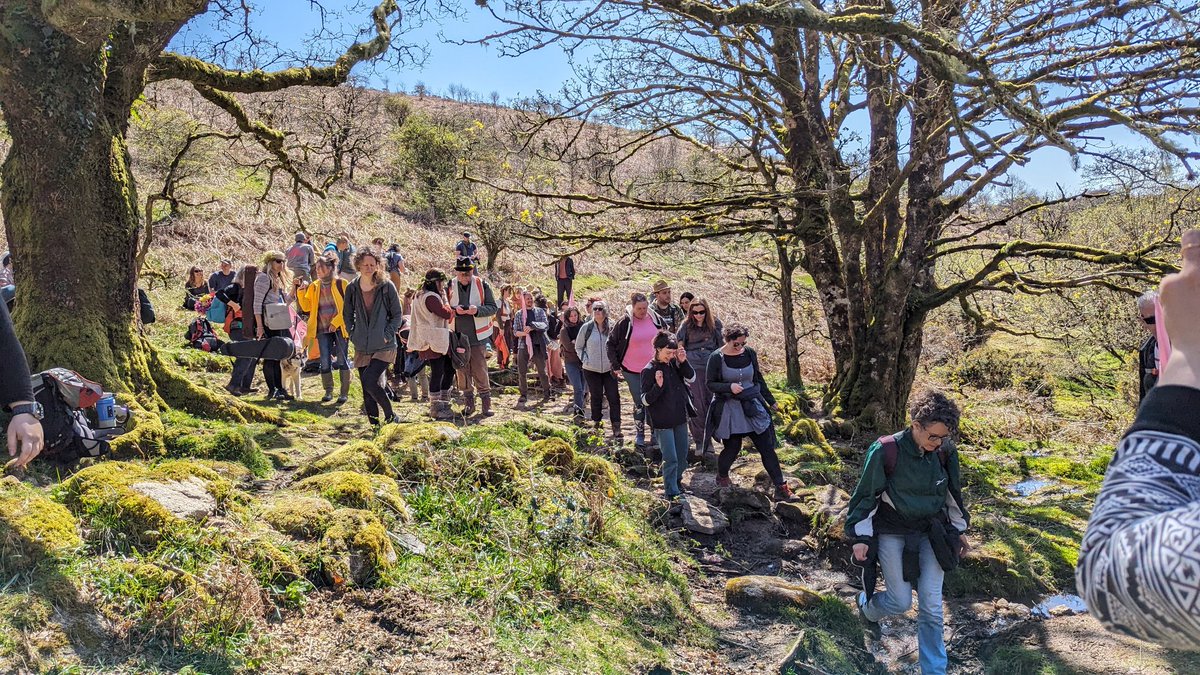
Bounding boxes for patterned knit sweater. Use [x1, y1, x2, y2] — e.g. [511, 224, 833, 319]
[1077, 385, 1200, 649]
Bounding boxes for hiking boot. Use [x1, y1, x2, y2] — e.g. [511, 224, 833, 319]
[368, 416, 381, 427]
[715, 475, 733, 488]
[480, 394, 494, 417]
[336, 369, 351, 405]
[383, 414, 401, 425]
[224, 384, 243, 397]
[775, 483, 797, 502]
[463, 394, 476, 417]
[634, 421, 646, 449]
[320, 372, 335, 403]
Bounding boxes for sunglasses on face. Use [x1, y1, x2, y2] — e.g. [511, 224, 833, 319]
[692, 310, 706, 316]
[1142, 316, 1156, 325]
[731, 339, 747, 348]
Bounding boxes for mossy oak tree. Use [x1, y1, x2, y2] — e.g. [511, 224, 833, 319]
[0, 1, 401, 430]
[474, 0, 1198, 430]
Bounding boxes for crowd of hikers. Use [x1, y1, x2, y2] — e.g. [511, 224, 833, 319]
[2, 230, 1200, 675]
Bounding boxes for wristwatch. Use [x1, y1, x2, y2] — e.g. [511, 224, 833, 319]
[9, 402, 44, 420]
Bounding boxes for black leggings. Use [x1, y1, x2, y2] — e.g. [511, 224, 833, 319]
[260, 327, 288, 392]
[358, 358, 394, 422]
[718, 427, 784, 486]
[584, 369, 621, 431]
[428, 353, 455, 394]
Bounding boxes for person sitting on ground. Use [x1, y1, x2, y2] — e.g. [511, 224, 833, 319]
[608, 292, 665, 449]
[846, 389, 969, 675]
[286, 232, 317, 283]
[209, 259, 235, 294]
[1078, 229, 1200, 650]
[408, 270, 456, 420]
[649, 279, 685, 333]
[448, 257, 498, 418]
[640, 332, 696, 501]
[513, 288, 551, 407]
[576, 301, 622, 440]
[334, 234, 356, 281]
[706, 323, 793, 500]
[296, 257, 352, 404]
[1137, 290, 1160, 403]
[182, 266, 210, 310]
[254, 251, 298, 401]
[0, 299, 45, 468]
[553, 254, 576, 307]
[679, 297, 723, 463]
[215, 266, 259, 396]
[342, 249, 404, 426]
[455, 231, 478, 263]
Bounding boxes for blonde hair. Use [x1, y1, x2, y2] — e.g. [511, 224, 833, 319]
[261, 250, 294, 291]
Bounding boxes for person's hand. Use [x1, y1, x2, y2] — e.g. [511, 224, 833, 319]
[676, 349, 687, 363]
[731, 383, 744, 395]
[256, 325, 265, 339]
[467, 305, 479, 316]
[227, 301, 241, 312]
[852, 543, 869, 562]
[959, 534, 971, 555]
[1160, 229, 1200, 388]
[655, 370, 664, 387]
[7, 412, 44, 469]
[613, 370, 624, 381]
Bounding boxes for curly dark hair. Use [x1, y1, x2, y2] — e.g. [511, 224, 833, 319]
[909, 390, 961, 433]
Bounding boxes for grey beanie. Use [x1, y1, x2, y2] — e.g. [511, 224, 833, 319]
[294, 232, 306, 243]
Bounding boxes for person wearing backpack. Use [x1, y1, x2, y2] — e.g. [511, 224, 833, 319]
[343, 249, 404, 426]
[408, 270, 455, 420]
[513, 288, 551, 407]
[0, 299, 45, 468]
[254, 251, 298, 401]
[334, 234, 357, 281]
[384, 243, 407, 287]
[216, 266, 257, 396]
[576, 301, 622, 441]
[559, 306, 586, 419]
[679, 297, 723, 463]
[608, 292, 665, 449]
[285, 233, 316, 283]
[845, 389, 970, 675]
[296, 257, 352, 404]
[640, 332, 695, 500]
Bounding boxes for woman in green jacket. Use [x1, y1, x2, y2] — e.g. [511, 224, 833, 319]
[845, 390, 970, 675]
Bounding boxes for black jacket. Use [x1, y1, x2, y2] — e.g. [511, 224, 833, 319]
[1139, 335, 1159, 402]
[703, 348, 775, 446]
[607, 312, 665, 373]
[0, 300, 33, 407]
[640, 359, 697, 430]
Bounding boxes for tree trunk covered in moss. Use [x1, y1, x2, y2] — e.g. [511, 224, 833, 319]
[0, 6, 280, 436]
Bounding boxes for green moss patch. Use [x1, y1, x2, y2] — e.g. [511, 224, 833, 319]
[164, 425, 271, 477]
[292, 471, 410, 522]
[59, 461, 234, 549]
[297, 439, 394, 479]
[260, 495, 337, 539]
[320, 508, 397, 586]
[0, 478, 80, 575]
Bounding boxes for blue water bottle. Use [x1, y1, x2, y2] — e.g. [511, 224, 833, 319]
[96, 393, 116, 429]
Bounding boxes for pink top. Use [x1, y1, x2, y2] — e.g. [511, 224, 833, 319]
[622, 315, 659, 372]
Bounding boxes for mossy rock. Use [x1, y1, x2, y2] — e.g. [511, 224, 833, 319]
[292, 471, 410, 522]
[467, 448, 522, 492]
[232, 532, 314, 584]
[0, 477, 81, 574]
[532, 437, 576, 471]
[320, 508, 397, 586]
[298, 439, 394, 479]
[163, 426, 271, 477]
[726, 575, 821, 613]
[575, 454, 619, 494]
[260, 495, 337, 539]
[59, 460, 232, 548]
[376, 422, 462, 453]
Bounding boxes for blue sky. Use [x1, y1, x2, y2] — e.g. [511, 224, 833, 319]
[171, 1, 1118, 193]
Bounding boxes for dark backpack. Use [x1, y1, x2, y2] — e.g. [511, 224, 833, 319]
[30, 369, 124, 461]
[385, 251, 404, 273]
[878, 434, 949, 476]
[185, 317, 223, 352]
[138, 288, 156, 325]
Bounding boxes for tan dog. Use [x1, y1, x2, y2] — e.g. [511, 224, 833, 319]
[279, 350, 304, 400]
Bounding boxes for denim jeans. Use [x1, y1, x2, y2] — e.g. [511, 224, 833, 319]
[316, 330, 349, 372]
[654, 423, 689, 497]
[564, 361, 586, 412]
[622, 369, 647, 425]
[863, 534, 946, 675]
